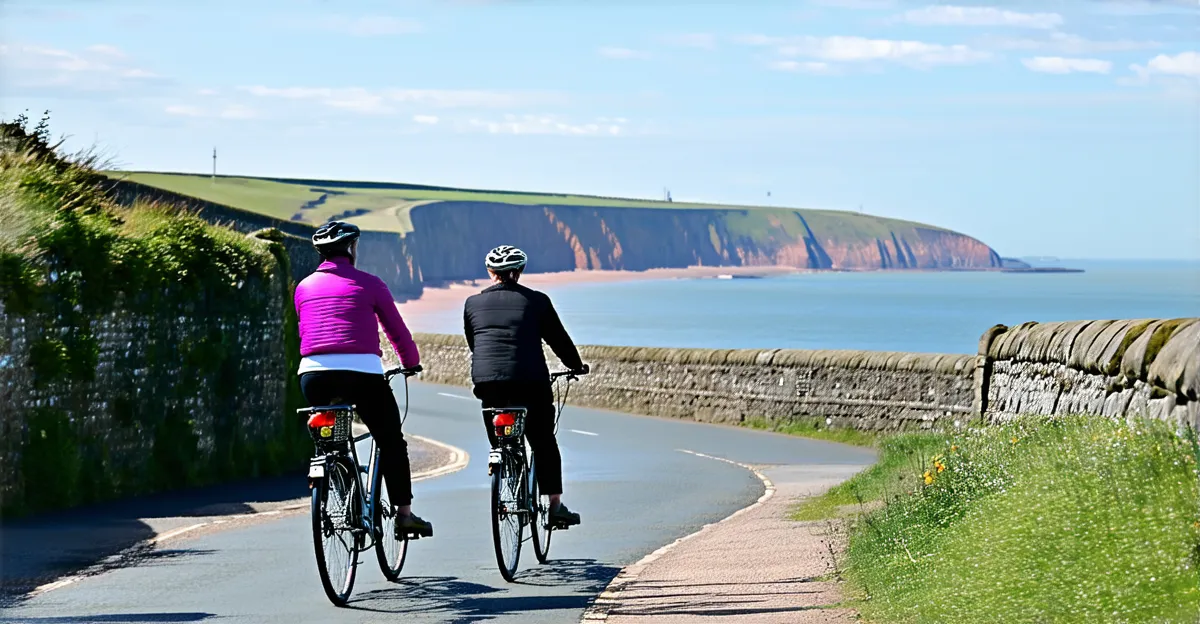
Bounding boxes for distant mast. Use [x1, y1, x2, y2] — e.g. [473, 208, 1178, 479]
[212, 147, 217, 182]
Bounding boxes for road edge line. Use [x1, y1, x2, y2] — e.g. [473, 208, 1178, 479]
[579, 449, 776, 622]
[410, 434, 470, 482]
[27, 435, 467, 598]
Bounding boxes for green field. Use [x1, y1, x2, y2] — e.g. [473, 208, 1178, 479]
[108, 171, 951, 240]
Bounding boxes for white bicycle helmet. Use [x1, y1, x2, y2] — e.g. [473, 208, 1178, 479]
[485, 245, 528, 271]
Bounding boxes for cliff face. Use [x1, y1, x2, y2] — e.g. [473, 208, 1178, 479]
[108, 179, 1002, 300]
[409, 202, 1000, 282]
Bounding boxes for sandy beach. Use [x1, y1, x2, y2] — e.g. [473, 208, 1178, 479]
[396, 265, 801, 332]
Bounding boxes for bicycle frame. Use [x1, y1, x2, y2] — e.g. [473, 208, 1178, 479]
[302, 365, 420, 552]
[304, 408, 380, 550]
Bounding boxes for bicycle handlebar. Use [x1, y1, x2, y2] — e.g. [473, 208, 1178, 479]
[550, 363, 590, 381]
[385, 364, 423, 380]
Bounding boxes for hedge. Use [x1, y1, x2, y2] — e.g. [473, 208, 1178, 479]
[0, 114, 308, 517]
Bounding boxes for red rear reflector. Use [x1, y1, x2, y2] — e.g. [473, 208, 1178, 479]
[308, 411, 336, 428]
[492, 412, 516, 427]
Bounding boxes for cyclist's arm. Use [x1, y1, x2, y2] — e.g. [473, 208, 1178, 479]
[539, 295, 584, 371]
[373, 278, 420, 369]
[463, 305, 475, 352]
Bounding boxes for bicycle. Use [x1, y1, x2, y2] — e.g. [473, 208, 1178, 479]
[298, 364, 424, 607]
[486, 365, 589, 582]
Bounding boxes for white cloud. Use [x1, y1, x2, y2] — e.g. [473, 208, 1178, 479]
[165, 105, 205, 117]
[1021, 57, 1113, 74]
[770, 60, 837, 74]
[1121, 52, 1200, 95]
[751, 35, 991, 67]
[285, 15, 423, 37]
[898, 6, 1063, 29]
[659, 33, 717, 49]
[1135, 51, 1200, 78]
[981, 32, 1160, 55]
[464, 114, 628, 137]
[413, 114, 439, 125]
[198, 88, 219, 96]
[0, 43, 165, 93]
[241, 85, 567, 113]
[598, 46, 650, 59]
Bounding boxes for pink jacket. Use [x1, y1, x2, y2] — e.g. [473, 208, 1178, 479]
[294, 257, 420, 368]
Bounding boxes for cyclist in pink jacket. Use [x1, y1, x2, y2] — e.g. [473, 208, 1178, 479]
[294, 221, 433, 538]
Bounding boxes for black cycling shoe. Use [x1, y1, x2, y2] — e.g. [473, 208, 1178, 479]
[395, 513, 434, 539]
[549, 503, 581, 528]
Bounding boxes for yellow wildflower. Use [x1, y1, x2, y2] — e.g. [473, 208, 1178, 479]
[923, 470, 934, 485]
[950, 445, 959, 453]
[1011, 436, 1019, 444]
[936, 461, 946, 473]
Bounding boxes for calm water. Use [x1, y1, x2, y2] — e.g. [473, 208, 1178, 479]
[425, 260, 1200, 354]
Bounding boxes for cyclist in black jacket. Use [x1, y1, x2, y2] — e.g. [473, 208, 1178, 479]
[464, 245, 587, 527]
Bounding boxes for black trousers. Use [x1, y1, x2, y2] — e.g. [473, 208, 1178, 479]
[300, 370, 413, 506]
[473, 381, 563, 496]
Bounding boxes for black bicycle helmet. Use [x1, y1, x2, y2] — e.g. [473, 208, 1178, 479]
[485, 245, 528, 271]
[312, 220, 361, 253]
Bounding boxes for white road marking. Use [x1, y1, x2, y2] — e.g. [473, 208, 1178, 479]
[569, 429, 599, 436]
[580, 448, 775, 621]
[150, 523, 207, 545]
[409, 435, 471, 482]
[29, 438, 469, 598]
[437, 392, 475, 401]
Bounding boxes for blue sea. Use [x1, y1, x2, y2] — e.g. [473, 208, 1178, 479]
[422, 260, 1200, 355]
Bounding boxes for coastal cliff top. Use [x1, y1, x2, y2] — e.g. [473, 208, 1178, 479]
[107, 170, 954, 239]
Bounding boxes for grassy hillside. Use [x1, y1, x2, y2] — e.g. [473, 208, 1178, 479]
[108, 171, 951, 238]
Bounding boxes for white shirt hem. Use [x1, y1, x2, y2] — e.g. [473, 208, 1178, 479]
[297, 353, 384, 375]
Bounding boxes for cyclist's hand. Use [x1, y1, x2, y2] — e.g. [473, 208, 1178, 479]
[579, 363, 590, 375]
[403, 364, 424, 377]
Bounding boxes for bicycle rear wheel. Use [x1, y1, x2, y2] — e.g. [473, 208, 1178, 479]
[529, 454, 552, 563]
[311, 456, 361, 606]
[371, 450, 408, 582]
[490, 453, 526, 582]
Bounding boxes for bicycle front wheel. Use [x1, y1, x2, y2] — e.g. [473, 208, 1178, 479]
[372, 452, 408, 582]
[529, 454, 552, 564]
[311, 457, 361, 606]
[490, 457, 525, 582]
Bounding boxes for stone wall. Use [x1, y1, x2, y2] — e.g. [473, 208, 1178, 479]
[981, 319, 1199, 428]
[0, 232, 306, 517]
[397, 317, 1199, 432]
[398, 334, 977, 431]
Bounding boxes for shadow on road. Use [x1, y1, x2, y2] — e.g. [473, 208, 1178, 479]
[347, 558, 621, 622]
[3, 613, 215, 623]
[0, 472, 305, 606]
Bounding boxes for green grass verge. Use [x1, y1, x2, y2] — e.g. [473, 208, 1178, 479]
[744, 417, 881, 448]
[791, 433, 944, 521]
[801, 416, 1200, 623]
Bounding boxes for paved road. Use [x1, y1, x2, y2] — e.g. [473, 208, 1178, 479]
[3, 380, 875, 624]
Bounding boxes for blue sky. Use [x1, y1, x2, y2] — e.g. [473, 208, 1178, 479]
[1, 0, 1197, 260]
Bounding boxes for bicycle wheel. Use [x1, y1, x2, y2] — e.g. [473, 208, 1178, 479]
[529, 453, 552, 564]
[311, 456, 361, 606]
[490, 452, 526, 582]
[372, 449, 408, 582]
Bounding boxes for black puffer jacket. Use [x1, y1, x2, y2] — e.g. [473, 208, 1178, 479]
[463, 281, 585, 384]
